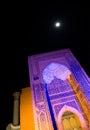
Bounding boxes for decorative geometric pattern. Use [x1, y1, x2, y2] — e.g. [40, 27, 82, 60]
[54, 100, 81, 117]
[28, 49, 90, 130]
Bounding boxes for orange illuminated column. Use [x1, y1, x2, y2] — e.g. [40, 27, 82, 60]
[20, 87, 35, 130]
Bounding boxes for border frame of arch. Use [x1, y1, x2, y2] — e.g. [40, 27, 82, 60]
[57, 105, 88, 130]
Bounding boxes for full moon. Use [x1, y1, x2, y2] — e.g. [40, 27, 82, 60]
[55, 22, 61, 27]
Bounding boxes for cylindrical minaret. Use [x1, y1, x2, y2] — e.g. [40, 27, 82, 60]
[13, 92, 20, 126]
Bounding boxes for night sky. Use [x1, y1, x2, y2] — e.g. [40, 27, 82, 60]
[1, 1, 90, 130]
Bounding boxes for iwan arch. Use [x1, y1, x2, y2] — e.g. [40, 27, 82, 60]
[58, 104, 88, 130]
[43, 62, 88, 130]
[28, 49, 90, 130]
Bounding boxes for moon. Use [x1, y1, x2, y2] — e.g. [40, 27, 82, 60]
[55, 22, 61, 28]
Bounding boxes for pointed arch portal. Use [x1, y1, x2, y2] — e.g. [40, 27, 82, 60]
[42, 62, 89, 130]
[57, 105, 88, 130]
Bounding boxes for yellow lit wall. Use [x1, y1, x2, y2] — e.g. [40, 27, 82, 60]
[20, 87, 35, 130]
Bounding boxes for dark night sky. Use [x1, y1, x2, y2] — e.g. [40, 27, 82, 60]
[1, 1, 90, 129]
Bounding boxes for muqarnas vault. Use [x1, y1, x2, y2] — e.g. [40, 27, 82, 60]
[28, 48, 90, 130]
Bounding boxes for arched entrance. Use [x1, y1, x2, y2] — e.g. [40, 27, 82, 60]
[62, 111, 82, 130]
[57, 105, 88, 130]
[42, 63, 89, 130]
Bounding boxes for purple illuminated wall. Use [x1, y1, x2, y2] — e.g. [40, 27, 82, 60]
[28, 48, 90, 130]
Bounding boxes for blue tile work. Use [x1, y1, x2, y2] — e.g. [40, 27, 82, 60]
[28, 49, 90, 130]
[50, 91, 74, 100]
[47, 78, 72, 95]
[51, 95, 77, 105]
[65, 52, 90, 101]
[54, 100, 81, 117]
[69, 61, 90, 101]
[45, 77, 83, 118]
[33, 83, 44, 104]
[44, 83, 58, 130]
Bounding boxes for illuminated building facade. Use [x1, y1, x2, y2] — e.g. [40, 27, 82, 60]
[28, 48, 90, 130]
[6, 48, 90, 130]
